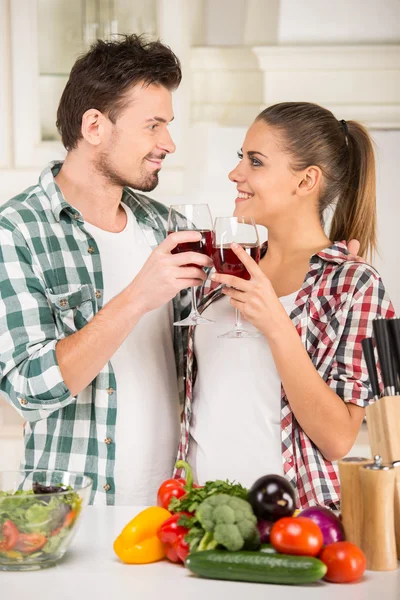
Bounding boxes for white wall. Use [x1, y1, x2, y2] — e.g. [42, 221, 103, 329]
[373, 130, 400, 311]
[202, 0, 400, 46]
[279, 0, 400, 44]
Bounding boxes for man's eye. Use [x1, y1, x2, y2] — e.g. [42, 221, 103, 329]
[148, 124, 158, 131]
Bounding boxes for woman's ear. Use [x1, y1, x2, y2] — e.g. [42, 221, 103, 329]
[297, 166, 322, 196]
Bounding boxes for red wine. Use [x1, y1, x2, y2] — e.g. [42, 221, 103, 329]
[212, 244, 260, 280]
[168, 230, 213, 267]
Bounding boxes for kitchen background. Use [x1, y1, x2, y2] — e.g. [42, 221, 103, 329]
[0, 0, 399, 468]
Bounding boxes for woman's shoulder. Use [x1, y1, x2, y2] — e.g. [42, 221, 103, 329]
[332, 259, 382, 288]
[321, 259, 395, 317]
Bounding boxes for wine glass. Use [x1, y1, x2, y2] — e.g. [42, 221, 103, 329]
[212, 216, 260, 338]
[167, 204, 214, 326]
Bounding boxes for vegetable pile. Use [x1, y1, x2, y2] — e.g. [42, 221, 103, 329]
[113, 462, 366, 586]
[0, 483, 82, 564]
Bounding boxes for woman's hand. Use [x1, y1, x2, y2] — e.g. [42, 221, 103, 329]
[210, 243, 293, 339]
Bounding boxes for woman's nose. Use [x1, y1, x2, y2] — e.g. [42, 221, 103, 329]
[229, 163, 245, 183]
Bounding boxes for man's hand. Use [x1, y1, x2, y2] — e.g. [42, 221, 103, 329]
[347, 239, 364, 262]
[127, 231, 213, 315]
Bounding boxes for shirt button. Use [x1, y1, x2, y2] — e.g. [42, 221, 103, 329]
[59, 299, 68, 307]
[285, 457, 294, 465]
[104, 438, 112, 445]
[73, 213, 80, 220]
[95, 290, 102, 299]
[103, 484, 111, 492]
[88, 246, 95, 254]
[18, 397, 28, 406]
[106, 387, 115, 395]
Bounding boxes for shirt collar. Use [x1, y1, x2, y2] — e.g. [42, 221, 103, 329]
[39, 161, 77, 223]
[312, 241, 350, 265]
[261, 240, 351, 266]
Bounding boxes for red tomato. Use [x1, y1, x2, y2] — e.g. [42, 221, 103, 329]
[14, 533, 47, 554]
[157, 479, 187, 510]
[319, 542, 366, 583]
[271, 517, 323, 557]
[64, 510, 77, 528]
[0, 520, 19, 551]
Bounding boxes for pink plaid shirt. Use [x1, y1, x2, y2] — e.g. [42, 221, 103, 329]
[175, 242, 395, 509]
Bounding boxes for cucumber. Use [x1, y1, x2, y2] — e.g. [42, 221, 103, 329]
[185, 550, 327, 585]
[259, 543, 277, 554]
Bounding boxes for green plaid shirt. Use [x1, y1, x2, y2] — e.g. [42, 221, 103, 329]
[0, 161, 189, 504]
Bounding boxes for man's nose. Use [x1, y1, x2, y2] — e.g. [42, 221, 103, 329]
[158, 128, 176, 154]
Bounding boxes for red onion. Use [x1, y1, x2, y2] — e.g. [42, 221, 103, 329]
[299, 506, 345, 546]
[257, 519, 274, 544]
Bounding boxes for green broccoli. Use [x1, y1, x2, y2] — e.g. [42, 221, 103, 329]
[194, 493, 260, 552]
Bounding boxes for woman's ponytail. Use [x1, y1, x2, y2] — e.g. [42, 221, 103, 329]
[329, 121, 377, 261]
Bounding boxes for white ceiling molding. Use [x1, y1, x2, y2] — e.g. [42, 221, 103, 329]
[191, 45, 400, 129]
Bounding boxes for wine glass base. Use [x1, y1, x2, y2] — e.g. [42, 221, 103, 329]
[174, 313, 215, 326]
[218, 328, 261, 339]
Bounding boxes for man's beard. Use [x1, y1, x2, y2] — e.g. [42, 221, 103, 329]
[96, 152, 165, 192]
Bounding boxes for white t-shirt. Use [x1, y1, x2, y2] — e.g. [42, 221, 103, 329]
[83, 203, 180, 505]
[188, 290, 298, 488]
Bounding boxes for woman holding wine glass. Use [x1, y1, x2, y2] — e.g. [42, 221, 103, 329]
[176, 101, 395, 510]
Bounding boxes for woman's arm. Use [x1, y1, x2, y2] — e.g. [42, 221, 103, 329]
[211, 243, 394, 462]
[263, 319, 365, 461]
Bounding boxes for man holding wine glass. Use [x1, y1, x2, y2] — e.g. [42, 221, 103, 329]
[0, 35, 214, 506]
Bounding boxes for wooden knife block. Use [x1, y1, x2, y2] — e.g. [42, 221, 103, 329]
[366, 396, 400, 559]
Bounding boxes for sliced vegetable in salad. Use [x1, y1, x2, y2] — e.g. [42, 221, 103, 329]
[0, 483, 82, 562]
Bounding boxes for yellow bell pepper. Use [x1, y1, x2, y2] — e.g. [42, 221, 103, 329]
[113, 506, 171, 564]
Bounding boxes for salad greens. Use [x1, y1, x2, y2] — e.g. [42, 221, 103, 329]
[0, 484, 82, 563]
[169, 479, 248, 514]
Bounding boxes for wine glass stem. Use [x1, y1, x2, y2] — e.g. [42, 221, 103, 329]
[235, 308, 243, 331]
[191, 286, 199, 315]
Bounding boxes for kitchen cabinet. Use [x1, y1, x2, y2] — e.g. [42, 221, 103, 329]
[8, 0, 157, 168]
[0, 0, 190, 198]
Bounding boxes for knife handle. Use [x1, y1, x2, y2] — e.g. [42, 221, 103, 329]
[361, 337, 381, 399]
[373, 318, 397, 392]
[388, 318, 400, 384]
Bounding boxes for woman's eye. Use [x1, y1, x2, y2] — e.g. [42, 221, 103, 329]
[237, 151, 243, 160]
[250, 157, 262, 167]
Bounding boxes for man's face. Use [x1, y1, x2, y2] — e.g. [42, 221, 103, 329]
[95, 82, 176, 191]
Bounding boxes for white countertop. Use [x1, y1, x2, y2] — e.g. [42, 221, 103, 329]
[3, 506, 400, 600]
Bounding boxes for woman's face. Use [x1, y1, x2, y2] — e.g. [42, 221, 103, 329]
[230, 120, 303, 227]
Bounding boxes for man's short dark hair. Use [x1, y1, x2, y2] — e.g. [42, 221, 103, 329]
[56, 34, 182, 151]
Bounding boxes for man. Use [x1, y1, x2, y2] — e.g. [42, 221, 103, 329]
[0, 35, 211, 505]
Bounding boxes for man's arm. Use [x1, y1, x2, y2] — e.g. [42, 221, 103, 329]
[0, 226, 210, 417]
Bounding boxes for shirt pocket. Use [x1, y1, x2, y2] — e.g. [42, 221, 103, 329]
[307, 292, 348, 347]
[46, 284, 95, 337]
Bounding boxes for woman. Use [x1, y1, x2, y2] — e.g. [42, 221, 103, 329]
[176, 102, 395, 509]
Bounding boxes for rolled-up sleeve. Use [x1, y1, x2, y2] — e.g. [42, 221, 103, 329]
[327, 267, 395, 407]
[0, 223, 76, 421]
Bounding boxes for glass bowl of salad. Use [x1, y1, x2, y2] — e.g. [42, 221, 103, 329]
[0, 470, 92, 571]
